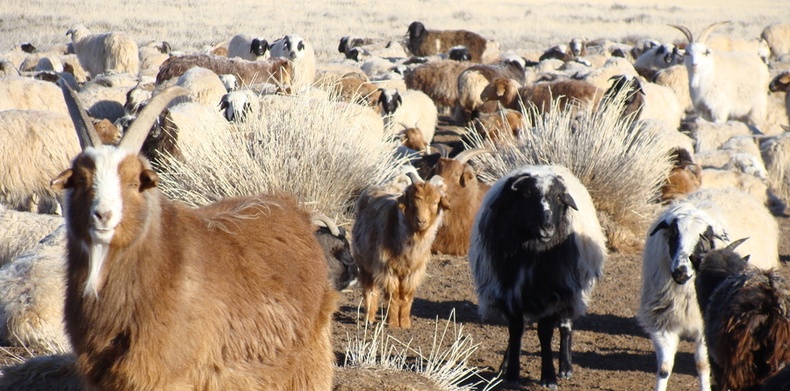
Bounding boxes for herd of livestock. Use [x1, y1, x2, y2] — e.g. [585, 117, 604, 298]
[1, 17, 790, 390]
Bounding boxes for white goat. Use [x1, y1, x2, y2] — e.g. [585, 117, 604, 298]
[639, 187, 779, 391]
[670, 22, 769, 128]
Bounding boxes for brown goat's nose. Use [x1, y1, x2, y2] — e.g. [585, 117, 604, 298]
[94, 210, 113, 225]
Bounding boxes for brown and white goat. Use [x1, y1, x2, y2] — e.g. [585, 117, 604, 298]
[50, 81, 337, 391]
[352, 174, 449, 329]
[431, 149, 491, 256]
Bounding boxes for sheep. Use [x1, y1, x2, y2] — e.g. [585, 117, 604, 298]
[0, 225, 71, 351]
[685, 119, 755, 153]
[352, 174, 449, 328]
[269, 34, 317, 94]
[695, 149, 768, 181]
[577, 57, 639, 90]
[227, 34, 269, 61]
[0, 76, 69, 114]
[312, 214, 357, 291]
[405, 21, 499, 63]
[338, 36, 408, 60]
[671, 22, 769, 128]
[430, 148, 492, 256]
[693, 241, 790, 390]
[0, 205, 63, 266]
[470, 165, 607, 387]
[155, 54, 293, 91]
[639, 187, 780, 391]
[171, 66, 227, 107]
[403, 59, 471, 113]
[699, 168, 783, 211]
[0, 110, 123, 214]
[138, 40, 171, 73]
[50, 81, 338, 390]
[123, 82, 155, 116]
[0, 59, 21, 77]
[634, 43, 683, 70]
[762, 23, 790, 60]
[456, 56, 527, 119]
[376, 88, 438, 143]
[539, 38, 588, 63]
[65, 24, 139, 77]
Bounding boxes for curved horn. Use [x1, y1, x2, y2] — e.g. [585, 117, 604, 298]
[58, 78, 102, 149]
[698, 21, 731, 44]
[668, 24, 694, 44]
[725, 237, 749, 252]
[406, 171, 423, 185]
[312, 213, 341, 237]
[454, 148, 493, 164]
[119, 86, 189, 153]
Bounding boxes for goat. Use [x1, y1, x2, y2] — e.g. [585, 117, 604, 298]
[312, 213, 357, 291]
[405, 21, 498, 63]
[155, 54, 293, 91]
[470, 165, 607, 387]
[352, 174, 449, 329]
[49, 80, 338, 390]
[660, 148, 702, 203]
[693, 239, 790, 391]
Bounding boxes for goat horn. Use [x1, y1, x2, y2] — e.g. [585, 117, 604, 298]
[698, 21, 731, 44]
[725, 237, 749, 251]
[406, 171, 424, 185]
[119, 86, 189, 154]
[312, 212, 341, 237]
[454, 148, 493, 164]
[58, 78, 102, 149]
[668, 24, 694, 43]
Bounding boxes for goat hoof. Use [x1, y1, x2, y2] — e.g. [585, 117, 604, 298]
[540, 379, 558, 389]
[559, 368, 573, 379]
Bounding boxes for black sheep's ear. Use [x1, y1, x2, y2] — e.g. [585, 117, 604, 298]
[649, 220, 671, 236]
[560, 192, 578, 211]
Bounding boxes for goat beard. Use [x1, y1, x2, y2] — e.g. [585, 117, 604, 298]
[85, 242, 110, 298]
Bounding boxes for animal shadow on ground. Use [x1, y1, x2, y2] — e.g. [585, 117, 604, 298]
[574, 313, 646, 338]
[410, 298, 485, 324]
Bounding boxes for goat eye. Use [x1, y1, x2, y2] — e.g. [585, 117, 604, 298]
[128, 182, 139, 189]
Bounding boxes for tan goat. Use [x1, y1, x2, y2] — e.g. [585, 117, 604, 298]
[50, 81, 337, 391]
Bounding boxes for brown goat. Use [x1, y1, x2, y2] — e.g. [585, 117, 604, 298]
[156, 54, 293, 90]
[481, 77, 603, 116]
[404, 60, 471, 111]
[401, 127, 428, 151]
[472, 109, 523, 142]
[431, 149, 491, 256]
[352, 175, 449, 328]
[51, 81, 337, 390]
[406, 21, 493, 63]
[660, 148, 702, 202]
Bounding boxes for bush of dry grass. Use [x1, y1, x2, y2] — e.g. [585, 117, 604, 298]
[155, 93, 405, 222]
[469, 92, 672, 253]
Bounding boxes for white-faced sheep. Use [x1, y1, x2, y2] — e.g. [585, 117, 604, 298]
[155, 54, 293, 92]
[376, 88, 438, 142]
[353, 174, 449, 329]
[227, 34, 269, 61]
[50, 82, 338, 390]
[470, 165, 607, 388]
[66, 24, 139, 77]
[0, 109, 122, 214]
[430, 149, 491, 256]
[762, 23, 790, 60]
[692, 240, 790, 390]
[0, 76, 69, 114]
[539, 38, 588, 63]
[634, 43, 684, 71]
[269, 34, 317, 94]
[639, 187, 779, 391]
[405, 21, 499, 63]
[671, 22, 769, 128]
[0, 225, 70, 352]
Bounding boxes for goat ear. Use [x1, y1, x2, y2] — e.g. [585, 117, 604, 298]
[560, 192, 578, 211]
[140, 169, 159, 191]
[649, 220, 671, 236]
[439, 195, 450, 210]
[50, 169, 74, 191]
[460, 165, 475, 187]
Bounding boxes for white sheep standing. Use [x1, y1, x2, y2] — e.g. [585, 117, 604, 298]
[0, 225, 71, 352]
[66, 24, 140, 77]
[269, 34, 316, 94]
[670, 22, 769, 128]
[376, 88, 438, 143]
[639, 187, 779, 391]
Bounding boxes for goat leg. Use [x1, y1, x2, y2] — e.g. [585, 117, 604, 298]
[500, 310, 524, 385]
[558, 317, 573, 379]
[538, 316, 559, 389]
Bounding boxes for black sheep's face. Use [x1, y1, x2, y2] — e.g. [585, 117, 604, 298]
[408, 21, 425, 43]
[498, 174, 578, 243]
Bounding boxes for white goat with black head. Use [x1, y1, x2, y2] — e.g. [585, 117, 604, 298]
[470, 165, 607, 388]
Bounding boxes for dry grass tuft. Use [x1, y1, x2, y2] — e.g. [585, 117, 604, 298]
[156, 93, 405, 221]
[469, 91, 671, 253]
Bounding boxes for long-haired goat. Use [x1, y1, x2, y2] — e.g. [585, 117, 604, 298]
[430, 148, 491, 256]
[352, 174, 449, 329]
[470, 165, 607, 387]
[693, 239, 790, 391]
[405, 21, 497, 63]
[639, 188, 779, 391]
[49, 81, 338, 390]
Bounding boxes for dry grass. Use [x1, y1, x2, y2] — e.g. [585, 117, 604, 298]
[155, 93, 405, 222]
[469, 92, 672, 253]
[2, 0, 789, 64]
